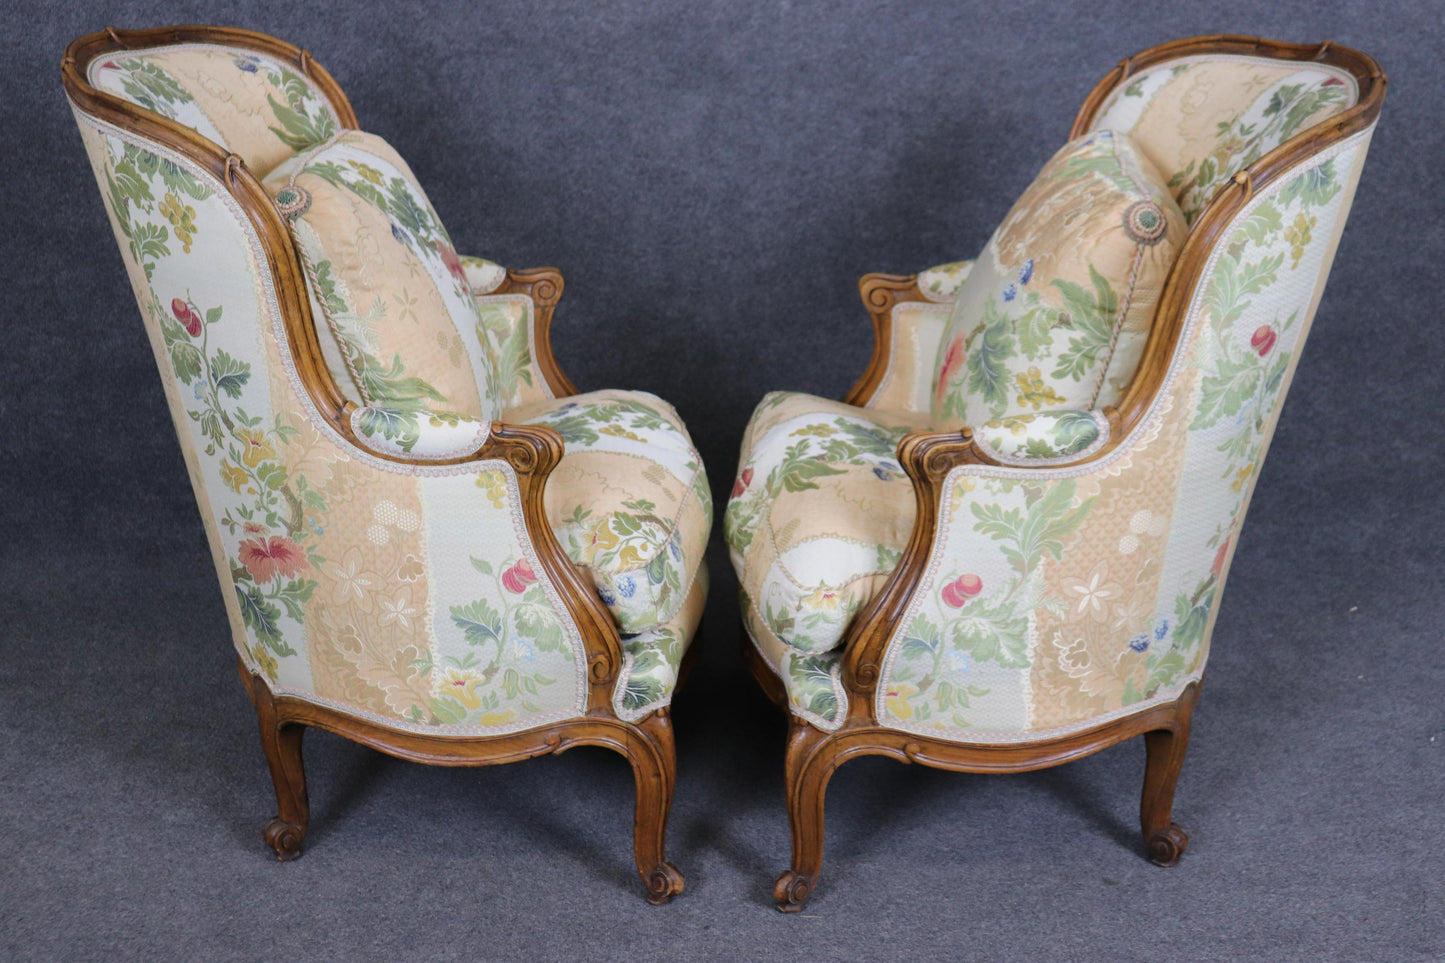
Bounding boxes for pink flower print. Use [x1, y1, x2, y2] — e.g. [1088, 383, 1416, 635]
[1251, 325, 1277, 356]
[941, 573, 983, 608]
[502, 558, 537, 594]
[172, 298, 202, 337]
[936, 336, 966, 405]
[238, 536, 308, 583]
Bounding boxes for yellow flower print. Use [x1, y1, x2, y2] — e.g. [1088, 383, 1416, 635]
[949, 476, 977, 513]
[579, 516, 620, 565]
[790, 423, 837, 438]
[1015, 366, 1066, 410]
[349, 160, 384, 184]
[474, 469, 507, 508]
[885, 682, 919, 720]
[159, 191, 197, 253]
[995, 413, 1037, 436]
[800, 584, 846, 615]
[220, 458, 250, 493]
[1285, 212, 1316, 269]
[600, 424, 644, 441]
[236, 428, 275, 468]
[251, 643, 279, 681]
[438, 668, 483, 709]
[477, 709, 517, 727]
[1230, 463, 1255, 492]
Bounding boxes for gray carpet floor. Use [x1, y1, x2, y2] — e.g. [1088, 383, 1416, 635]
[4, 1, 1442, 960]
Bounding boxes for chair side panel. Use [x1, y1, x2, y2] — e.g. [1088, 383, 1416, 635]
[874, 129, 1374, 741]
[72, 108, 591, 737]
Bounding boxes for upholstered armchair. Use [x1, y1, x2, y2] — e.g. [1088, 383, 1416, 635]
[63, 26, 711, 903]
[725, 36, 1384, 910]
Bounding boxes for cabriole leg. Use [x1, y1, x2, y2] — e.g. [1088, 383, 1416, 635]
[627, 709, 684, 904]
[774, 720, 836, 912]
[243, 665, 309, 861]
[1140, 683, 1200, 866]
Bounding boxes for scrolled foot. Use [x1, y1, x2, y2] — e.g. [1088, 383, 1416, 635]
[644, 863, 685, 905]
[774, 869, 814, 913]
[264, 818, 306, 861]
[1146, 823, 1189, 867]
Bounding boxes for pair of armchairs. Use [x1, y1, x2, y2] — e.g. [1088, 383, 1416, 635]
[63, 27, 1383, 909]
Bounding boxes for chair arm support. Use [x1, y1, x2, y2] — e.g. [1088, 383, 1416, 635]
[461, 256, 577, 403]
[838, 407, 1121, 717]
[844, 261, 974, 412]
[335, 410, 625, 708]
[972, 409, 1111, 465]
[349, 407, 492, 460]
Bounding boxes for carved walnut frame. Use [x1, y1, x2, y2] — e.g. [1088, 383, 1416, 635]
[63, 25, 685, 904]
[755, 35, 1386, 911]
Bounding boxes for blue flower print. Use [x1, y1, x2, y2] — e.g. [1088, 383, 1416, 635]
[1018, 258, 1034, 286]
[947, 650, 971, 672]
[872, 467, 893, 482]
[616, 576, 637, 599]
[1154, 619, 1169, 641]
[1002, 283, 1017, 302]
[390, 222, 409, 245]
[233, 57, 260, 73]
[1128, 634, 1150, 653]
[598, 586, 617, 606]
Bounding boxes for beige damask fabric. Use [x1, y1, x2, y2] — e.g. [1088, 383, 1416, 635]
[507, 390, 712, 635]
[1090, 55, 1356, 222]
[932, 130, 1186, 429]
[89, 44, 339, 176]
[264, 131, 498, 449]
[726, 393, 926, 657]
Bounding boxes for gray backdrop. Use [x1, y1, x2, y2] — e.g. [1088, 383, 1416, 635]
[4, 1, 1442, 960]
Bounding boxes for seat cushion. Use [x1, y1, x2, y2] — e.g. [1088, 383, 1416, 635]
[725, 392, 926, 656]
[931, 130, 1185, 428]
[264, 130, 499, 441]
[506, 390, 711, 634]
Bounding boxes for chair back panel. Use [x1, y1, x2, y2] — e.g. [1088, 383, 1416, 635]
[1087, 54, 1357, 223]
[88, 42, 343, 176]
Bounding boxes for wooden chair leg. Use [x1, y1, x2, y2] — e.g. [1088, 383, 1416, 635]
[1140, 683, 1200, 866]
[245, 669, 309, 861]
[774, 720, 836, 912]
[627, 709, 684, 904]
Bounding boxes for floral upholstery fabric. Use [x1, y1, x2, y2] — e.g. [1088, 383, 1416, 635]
[75, 117, 588, 734]
[89, 44, 338, 176]
[876, 131, 1373, 739]
[461, 256, 559, 409]
[932, 130, 1186, 429]
[1089, 55, 1356, 223]
[857, 260, 973, 414]
[506, 390, 712, 635]
[264, 131, 499, 446]
[72, 95, 708, 734]
[727, 393, 926, 674]
[973, 409, 1110, 464]
[616, 568, 707, 721]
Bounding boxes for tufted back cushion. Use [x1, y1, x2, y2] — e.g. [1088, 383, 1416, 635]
[263, 131, 499, 441]
[89, 44, 341, 176]
[931, 130, 1186, 429]
[1088, 55, 1357, 223]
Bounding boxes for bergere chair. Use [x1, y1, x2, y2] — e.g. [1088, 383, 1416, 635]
[725, 36, 1384, 910]
[63, 26, 711, 903]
